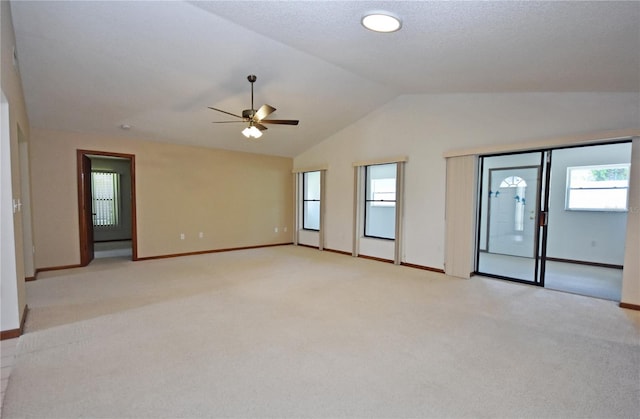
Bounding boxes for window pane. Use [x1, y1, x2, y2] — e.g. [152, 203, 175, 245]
[370, 178, 396, 204]
[366, 163, 396, 201]
[569, 167, 629, 188]
[568, 188, 628, 211]
[566, 164, 630, 211]
[303, 201, 320, 230]
[304, 171, 320, 200]
[365, 202, 396, 239]
[91, 171, 120, 227]
[365, 163, 397, 239]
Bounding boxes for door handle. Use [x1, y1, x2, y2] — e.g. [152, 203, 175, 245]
[538, 211, 548, 227]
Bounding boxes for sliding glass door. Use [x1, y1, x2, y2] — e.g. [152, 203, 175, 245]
[476, 141, 632, 299]
[477, 151, 550, 284]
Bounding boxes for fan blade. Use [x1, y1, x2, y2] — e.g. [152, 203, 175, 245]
[260, 119, 299, 126]
[212, 121, 246, 124]
[255, 123, 268, 131]
[208, 107, 244, 119]
[255, 104, 276, 121]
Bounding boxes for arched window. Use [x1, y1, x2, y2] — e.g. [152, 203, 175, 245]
[499, 176, 526, 188]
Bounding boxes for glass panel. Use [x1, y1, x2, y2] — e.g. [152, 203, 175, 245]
[366, 163, 396, 201]
[567, 188, 628, 211]
[303, 201, 320, 230]
[478, 142, 631, 297]
[545, 142, 631, 300]
[303, 171, 320, 200]
[568, 165, 629, 189]
[370, 178, 396, 204]
[91, 171, 120, 228]
[477, 152, 543, 283]
[302, 171, 321, 230]
[365, 202, 396, 239]
[365, 163, 397, 239]
[566, 163, 630, 211]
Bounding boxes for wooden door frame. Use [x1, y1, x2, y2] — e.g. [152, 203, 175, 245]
[77, 149, 138, 265]
[78, 153, 94, 266]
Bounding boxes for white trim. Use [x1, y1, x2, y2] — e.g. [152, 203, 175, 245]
[293, 173, 299, 245]
[565, 163, 630, 212]
[443, 129, 639, 158]
[319, 170, 326, 251]
[292, 165, 328, 173]
[1, 90, 20, 331]
[621, 137, 640, 305]
[394, 162, 405, 265]
[295, 170, 325, 249]
[353, 156, 408, 167]
[352, 166, 362, 257]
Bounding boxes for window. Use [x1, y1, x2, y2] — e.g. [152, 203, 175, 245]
[91, 171, 120, 228]
[364, 163, 396, 239]
[302, 171, 320, 230]
[566, 164, 630, 211]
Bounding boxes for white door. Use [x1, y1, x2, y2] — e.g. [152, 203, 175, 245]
[488, 167, 539, 257]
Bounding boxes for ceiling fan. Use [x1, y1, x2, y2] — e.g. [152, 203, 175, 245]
[209, 75, 299, 139]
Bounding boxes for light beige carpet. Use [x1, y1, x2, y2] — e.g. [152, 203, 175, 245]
[3, 245, 639, 418]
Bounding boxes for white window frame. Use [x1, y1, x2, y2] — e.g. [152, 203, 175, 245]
[352, 157, 406, 264]
[565, 163, 630, 212]
[364, 163, 397, 240]
[302, 171, 321, 231]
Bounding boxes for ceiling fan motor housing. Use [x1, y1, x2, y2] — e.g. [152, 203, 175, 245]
[242, 109, 256, 119]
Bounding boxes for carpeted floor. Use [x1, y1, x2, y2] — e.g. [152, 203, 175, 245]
[2, 245, 639, 418]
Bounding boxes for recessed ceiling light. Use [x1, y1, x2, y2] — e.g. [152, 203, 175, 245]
[120, 124, 132, 130]
[361, 12, 402, 33]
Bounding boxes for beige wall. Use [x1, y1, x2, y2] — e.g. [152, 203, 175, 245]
[30, 129, 293, 268]
[1, 0, 31, 331]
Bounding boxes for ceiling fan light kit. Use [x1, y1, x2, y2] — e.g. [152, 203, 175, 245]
[209, 74, 299, 140]
[242, 125, 262, 139]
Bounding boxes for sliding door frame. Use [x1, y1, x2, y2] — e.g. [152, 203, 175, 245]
[476, 150, 548, 286]
[475, 139, 632, 288]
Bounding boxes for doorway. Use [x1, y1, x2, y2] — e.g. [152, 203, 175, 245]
[77, 150, 137, 265]
[477, 151, 548, 285]
[487, 166, 539, 258]
[476, 142, 632, 300]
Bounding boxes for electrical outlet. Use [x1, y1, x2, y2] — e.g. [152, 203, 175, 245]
[180, 233, 185, 240]
[199, 232, 204, 239]
[274, 227, 278, 233]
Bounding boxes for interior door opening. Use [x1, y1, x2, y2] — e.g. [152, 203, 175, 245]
[77, 150, 137, 265]
[487, 167, 539, 258]
[477, 151, 546, 285]
[475, 141, 632, 301]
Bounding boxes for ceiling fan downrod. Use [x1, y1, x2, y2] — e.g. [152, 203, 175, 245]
[247, 74, 257, 112]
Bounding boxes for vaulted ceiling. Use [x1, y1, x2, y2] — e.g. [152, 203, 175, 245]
[10, 1, 640, 157]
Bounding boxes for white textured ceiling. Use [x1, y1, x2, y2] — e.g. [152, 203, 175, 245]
[9, 1, 640, 157]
